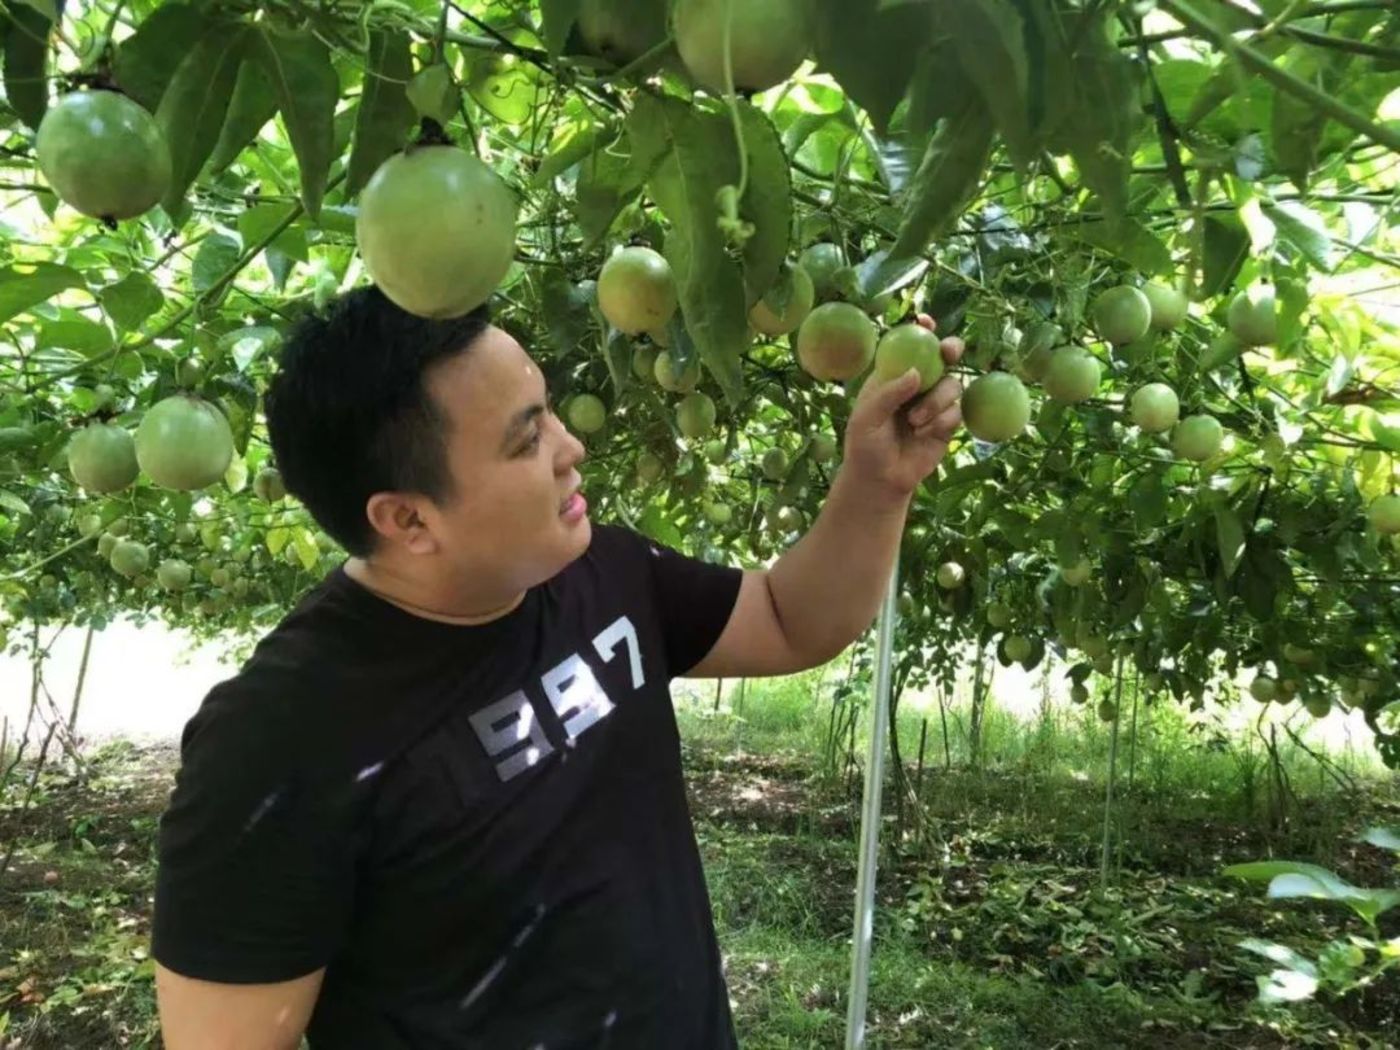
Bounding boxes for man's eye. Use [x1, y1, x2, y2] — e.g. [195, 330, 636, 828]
[519, 431, 542, 455]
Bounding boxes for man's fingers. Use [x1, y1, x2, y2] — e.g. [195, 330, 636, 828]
[906, 376, 962, 426]
[939, 336, 965, 365]
[913, 403, 962, 438]
[858, 368, 922, 420]
[916, 313, 937, 332]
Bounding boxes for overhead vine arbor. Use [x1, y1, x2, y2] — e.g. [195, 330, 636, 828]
[0, 1, 1398, 765]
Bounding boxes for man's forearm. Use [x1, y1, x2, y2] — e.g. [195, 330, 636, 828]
[765, 469, 912, 666]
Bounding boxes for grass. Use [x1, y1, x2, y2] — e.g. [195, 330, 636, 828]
[2, 668, 1397, 1048]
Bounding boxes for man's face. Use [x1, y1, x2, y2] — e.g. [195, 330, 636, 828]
[418, 325, 591, 589]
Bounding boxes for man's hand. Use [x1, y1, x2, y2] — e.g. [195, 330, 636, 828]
[843, 314, 964, 505]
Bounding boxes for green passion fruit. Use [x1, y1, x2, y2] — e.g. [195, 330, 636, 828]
[1173, 414, 1224, 462]
[674, 0, 811, 93]
[577, 0, 669, 65]
[135, 395, 234, 491]
[36, 90, 171, 221]
[1141, 283, 1188, 331]
[67, 422, 138, 494]
[798, 242, 848, 302]
[676, 392, 717, 439]
[1042, 347, 1101, 404]
[356, 145, 518, 319]
[1368, 494, 1400, 534]
[796, 302, 876, 382]
[567, 394, 607, 434]
[750, 265, 815, 337]
[654, 351, 701, 393]
[1091, 286, 1152, 345]
[598, 246, 679, 335]
[962, 372, 1031, 443]
[1130, 383, 1180, 433]
[1227, 286, 1278, 347]
[873, 323, 944, 391]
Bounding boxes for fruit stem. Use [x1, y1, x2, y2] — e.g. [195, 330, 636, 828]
[720, 0, 749, 202]
[414, 117, 453, 148]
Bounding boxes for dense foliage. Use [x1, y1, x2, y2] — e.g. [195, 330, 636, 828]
[1, 0, 1398, 761]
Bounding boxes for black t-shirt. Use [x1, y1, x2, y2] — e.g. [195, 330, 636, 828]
[152, 524, 744, 1049]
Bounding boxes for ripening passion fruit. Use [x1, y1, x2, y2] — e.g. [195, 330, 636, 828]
[796, 302, 876, 382]
[135, 395, 235, 491]
[577, 0, 668, 65]
[356, 145, 518, 319]
[962, 372, 1031, 443]
[36, 90, 171, 221]
[67, 422, 139, 493]
[674, 0, 812, 93]
[750, 265, 815, 337]
[598, 246, 678, 335]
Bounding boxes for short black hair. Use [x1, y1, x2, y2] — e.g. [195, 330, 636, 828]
[264, 286, 491, 557]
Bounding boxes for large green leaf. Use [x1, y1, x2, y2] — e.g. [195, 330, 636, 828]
[1262, 200, 1335, 273]
[99, 273, 164, 331]
[734, 102, 791, 306]
[1201, 214, 1250, 299]
[1071, 217, 1172, 276]
[1216, 507, 1246, 580]
[0, 262, 84, 324]
[207, 57, 281, 175]
[573, 143, 643, 248]
[2, 4, 50, 130]
[346, 30, 416, 196]
[892, 93, 996, 259]
[251, 28, 339, 219]
[644, 98, 750, 404]
[812, 0, 932, 136]
[1052, 13, 1138, 223]
[939, 0, 1034, 167]
[112, 3, 215, 112]
[540, 0, 583, 57]
[156, 26, 248, 217]
[191, 232, 242, 294]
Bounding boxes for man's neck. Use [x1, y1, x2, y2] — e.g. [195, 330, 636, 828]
[343, 557, 527, 626]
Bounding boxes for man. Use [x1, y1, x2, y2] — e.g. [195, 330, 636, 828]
[151, 285, 963, 1049]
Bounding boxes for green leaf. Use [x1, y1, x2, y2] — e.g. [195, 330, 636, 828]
[892, 93, 995, 258]
[347, 30, 416, 196]
[1070, 217, 1172, 275]
[0, 262, 84, 324]
[1129, 471, 1167, 530]
[1325, 354, 1354, 398]
[1053, 13, 1137, 223]
[939, 0, 1034, 167]
[574, 142, 643, 248]
[251, 28, 339, 219]
[1262, 200, 1335, 272]
[156, 26, 248, 217]
[0, 490, 33, 516]
[540, 0, 582, 58]
[644, 98, 750, 405]
[99, 273, 163, 331]
[1201, 215, 1250, 299]
[2, 5, 51, 130]
[1361, 827, 1400, 853]
[1216, 507, 1246, 580]
[207, 57, 280, 174]
[603, 329, 632, 397]
[905, 40, 975, 143]
[190, 232, 242, 294]
[812, 0, 932, 136]
[12, 0, 57, 21]
[37, 318, 112, 356]
[112, 4, 215, 112]
[735, 102, 792, 306]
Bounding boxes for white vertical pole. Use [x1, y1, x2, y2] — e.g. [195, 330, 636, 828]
[844, 561, 899, 1049]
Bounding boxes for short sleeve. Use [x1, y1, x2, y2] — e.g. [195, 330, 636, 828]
[152, 680, 355, 984]
[620, 528, 743, 677]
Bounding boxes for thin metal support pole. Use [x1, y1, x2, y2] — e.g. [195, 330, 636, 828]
[844, 562, 899, 1049]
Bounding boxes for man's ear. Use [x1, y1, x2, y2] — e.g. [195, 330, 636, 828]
[365, 493, 439, 555]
